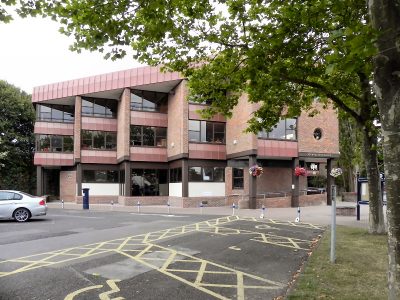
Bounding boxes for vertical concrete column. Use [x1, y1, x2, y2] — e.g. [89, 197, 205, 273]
[124, 161, 131, 196]
[249, 155, 257, 209]
[182, 159, 188, 197]
[291, 158, 300, 207]
[76, 163, 82, 196]
[327, 158, 332, 205]
[117, 88, 131, 161]
[36, 166, 43, 196]
[74, 96, 82, 163]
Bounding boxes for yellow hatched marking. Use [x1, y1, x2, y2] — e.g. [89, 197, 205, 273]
[251, 234, 310, 250]
[195, 261, 207, 284]
[64, 284, 103, 300]
[237, 272, 244, 300]
[117, 249, 230, 300]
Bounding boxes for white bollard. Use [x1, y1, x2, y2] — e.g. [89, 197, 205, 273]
[260, 205, 266, 219]
[232, 203, 236, 216]
[61, 199, 64, 209]
[200, 203, 203, 215]
[167, 202, 171, 214]
[295, 207, 300, 222]
[137, 201, 141, 213]
[111, 200, 114, 210]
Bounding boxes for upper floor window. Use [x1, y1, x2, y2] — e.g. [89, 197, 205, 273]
[258, 118, 297, 140]
[188, 120, 225, 143]
[130, 90, 168, 113]
[82, 98, 117, 118]
[82, 170, 119, 183]
[81, 130, 117, 150]
[36, 134, 73, 152]
[36, 104, 74, 123]
[188, 167, 225, 182]
[130, 125, 167, 147]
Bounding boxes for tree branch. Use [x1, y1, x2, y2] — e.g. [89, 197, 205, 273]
[283, 75, 365, 124]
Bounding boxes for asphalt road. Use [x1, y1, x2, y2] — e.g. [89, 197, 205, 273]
[0, 208, 324, 300]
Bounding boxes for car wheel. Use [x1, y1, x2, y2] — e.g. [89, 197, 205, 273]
[13, 208, 30, 222]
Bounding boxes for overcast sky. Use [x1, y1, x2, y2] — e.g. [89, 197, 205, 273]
[0, 16, 142, 94]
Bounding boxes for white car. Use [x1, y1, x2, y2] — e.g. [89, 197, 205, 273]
[0, 190, 47, 222]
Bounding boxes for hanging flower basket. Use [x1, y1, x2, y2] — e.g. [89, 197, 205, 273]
[294, 166, 306, 177]
[249, 165, 263, 177]
[330, 167, 343, 178]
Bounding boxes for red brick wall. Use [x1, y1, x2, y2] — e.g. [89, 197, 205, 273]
[60, 170, 76, 201]
[298, 102, 339, 155]
[117, 88, 131, 160]
[226, 94, 257, 155]
[167, 80, 188, 157]
[299, 193, 326, 206]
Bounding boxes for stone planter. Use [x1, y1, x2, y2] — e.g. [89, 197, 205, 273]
[342, 192, 357, 202]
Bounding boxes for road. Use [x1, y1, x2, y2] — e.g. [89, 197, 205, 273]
[0, 208, 324, 299]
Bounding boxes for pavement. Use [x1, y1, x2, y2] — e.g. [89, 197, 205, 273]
[47, 199, 380, 229]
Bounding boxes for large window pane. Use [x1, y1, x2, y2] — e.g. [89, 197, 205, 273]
[131, 169, 168, 196]
[233, 168, 244, 189]
[82, 131, 92, 149]
[155, 127, 167, 147]
[39, 135, 50, 151]
[189, 120, 200, 142]
[142, 127, 155, 146]
[82, 100, 93, 116]
[130, 126, 142, 146]
[214, 123, 225, 143]
[189, 167, 202, 181]
[63, 136, 73, 152]
[214, 167, 225, 182]
[105, 132, 117, 149]
[202, 167, 214, 181]
[269, 120, 286, 139]
[93, 131, 105, 149]
[38, 105, 52, 121]
[51, 136, 62, 152]
[130, 90, 168, 112]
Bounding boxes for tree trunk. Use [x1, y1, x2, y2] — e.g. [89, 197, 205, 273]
[361, 127, 385, 234]
[369, 1, 400, 298]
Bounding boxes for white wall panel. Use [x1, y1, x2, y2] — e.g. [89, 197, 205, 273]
[82, 183, 119, 196]
[189, 183, 225, 197]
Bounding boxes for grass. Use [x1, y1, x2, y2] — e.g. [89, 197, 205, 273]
[288, 226, 388, 300]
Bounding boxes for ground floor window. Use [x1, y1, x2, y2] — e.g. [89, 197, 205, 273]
[233, 168, 244, 189]
[82, 170, 119, 183]
[170, 168, 182, 183]
[188, 167, 225, 182]
[131, 169, 168, 196]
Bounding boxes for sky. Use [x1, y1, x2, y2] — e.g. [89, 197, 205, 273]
[0, 16, 143, 94]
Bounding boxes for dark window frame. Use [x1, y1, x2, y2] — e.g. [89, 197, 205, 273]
[36, 104, 74, 123]
[130, 125, 167, 147]
[258, 118, 297, 141]
[169, 168, 182, 183]
[188, 167, 225, 182]
[81, 97, 117, 118]
[188, 120, 226, 144]
[130, 89, 168, 113]
[82, 170, 119, 183]
[36, 134, 74, 153]
[81, 130, 117, 150]
[232, 168, 244, 189]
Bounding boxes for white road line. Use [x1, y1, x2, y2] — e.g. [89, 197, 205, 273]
[130, 213, 186, 218]
[49, 214, 102, 219]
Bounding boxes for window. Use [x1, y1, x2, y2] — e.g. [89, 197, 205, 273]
[36, 104, 74, 123]
[82, 170, 118, 183]
[258, 118, 297, 140]
[233, 168, 244, 189]
[0, 192, 22, 200]
[130, 126, 167, 147]
[170, 168, 182, 183]
[82, 98, 117, 118]
[188, 120, 226, 143]
[130, 90, 168, 112]
[189, 167, 225, 182]
[36, 135, 74, 152]
[81, 130, 117, 150]
[131, 169, 168, 196]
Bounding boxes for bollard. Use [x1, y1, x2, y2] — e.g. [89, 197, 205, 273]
[111, 200, 114, 210]
[61, 199, 64, 209]
[167, 202, 171, 214]
[260, 205, 266, 219]
[356, 202, 360, 221]
[330, 185, 337, 263]
[200, 202, 203, 215]
[295, 207, 300, 222]
[232, 203, 236, 216]
[137, 201, 141, 213]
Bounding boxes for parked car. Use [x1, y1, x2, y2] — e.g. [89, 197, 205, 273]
[0, 190, 47, 222]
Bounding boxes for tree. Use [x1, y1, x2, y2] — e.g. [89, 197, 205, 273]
[0, 80, 35, 192]
[1, 1, 385, 233]
[369, 1, 400, 298]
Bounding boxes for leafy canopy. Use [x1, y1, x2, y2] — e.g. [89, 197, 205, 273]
[2, 0, 377, 131]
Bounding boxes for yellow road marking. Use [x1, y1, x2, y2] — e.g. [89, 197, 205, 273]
[237, 272, 245, 300]
[64, 284, 103, 300]
[99, 280, 124, 300]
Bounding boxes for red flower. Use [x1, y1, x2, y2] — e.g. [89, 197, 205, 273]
[294, 166, 306, 177]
